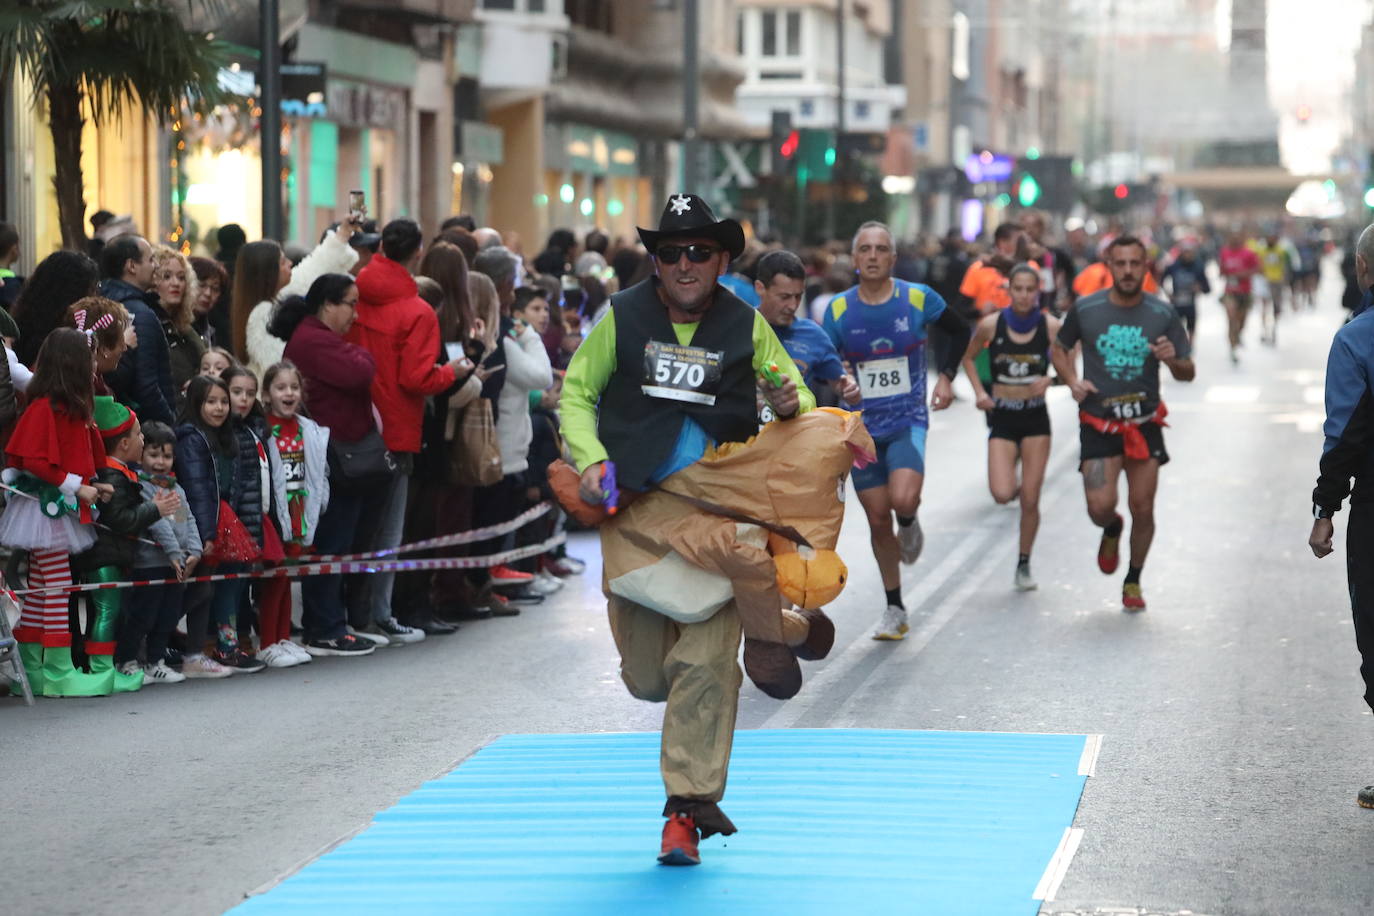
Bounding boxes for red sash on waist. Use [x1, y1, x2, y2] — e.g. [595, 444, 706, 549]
[1079, 402, 1169, 461]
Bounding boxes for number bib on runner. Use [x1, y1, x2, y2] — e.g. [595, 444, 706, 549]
[642, 340, 724, 406]
[857, 356, 912, 399]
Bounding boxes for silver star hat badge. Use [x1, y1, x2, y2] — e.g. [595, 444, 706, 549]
[669, 194, 692, 215]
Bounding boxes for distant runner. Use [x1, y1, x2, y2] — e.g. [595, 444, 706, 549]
[1052, 235, 1195, 612]
[962, 264, 1060, 591]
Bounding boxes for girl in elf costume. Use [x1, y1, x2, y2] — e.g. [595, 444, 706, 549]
[1, 326, 114, 696]
[255, 361, 329, 666]
[73, 396, 180, 694]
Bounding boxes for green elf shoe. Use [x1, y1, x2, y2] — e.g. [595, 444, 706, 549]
[40, 645, 113, 697]
[15, 637, 45, 695]
[98, 654, 144, 693]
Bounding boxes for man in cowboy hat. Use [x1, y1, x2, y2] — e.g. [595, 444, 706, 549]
[561, 193, 815, 866]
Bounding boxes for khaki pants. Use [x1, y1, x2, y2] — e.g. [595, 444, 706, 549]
[607, 594, 743, 802]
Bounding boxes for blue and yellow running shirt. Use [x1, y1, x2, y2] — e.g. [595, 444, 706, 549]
[822, 279, 948, 437]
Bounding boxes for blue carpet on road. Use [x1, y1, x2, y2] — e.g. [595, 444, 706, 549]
[232, 729, 1090, 915]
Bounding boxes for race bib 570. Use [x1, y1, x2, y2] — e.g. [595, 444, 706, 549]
[642, 340, 724, 405]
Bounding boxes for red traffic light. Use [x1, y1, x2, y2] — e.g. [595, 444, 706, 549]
[780, 130, 800, 159]
[1113, 183, 1129, 200]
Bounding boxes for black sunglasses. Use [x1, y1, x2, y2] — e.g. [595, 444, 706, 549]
[656, 243, 721, 264]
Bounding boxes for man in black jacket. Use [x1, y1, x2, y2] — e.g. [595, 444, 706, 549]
[99, 235, 176, 424]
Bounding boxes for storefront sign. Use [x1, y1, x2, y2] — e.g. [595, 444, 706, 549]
[458, 121, 504, 165]
[963, 151, 1013, 183]
[281, 62, 328, 118]
[327, 82, 405, 131]
[558, 125, 638, 177]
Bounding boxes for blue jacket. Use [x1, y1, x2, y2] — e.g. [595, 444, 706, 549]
[1315, 309, 1374, 511]
[99, 279, 176, 424]
[174, 423, 265, 548]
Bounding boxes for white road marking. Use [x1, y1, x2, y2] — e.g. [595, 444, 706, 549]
[762, 452, 1080, 730]
[1203, 385, 1261, 403]
[1034, 827, 1085, 901]
[1271, 411, 1325, 434]
[758, 512, 1009, 729]
[1078, 733, 1103, 777]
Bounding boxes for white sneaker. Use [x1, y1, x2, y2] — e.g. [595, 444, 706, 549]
[182, 654, 233, 679]
[1014, 564, 1038, 592]
[278, 640, 312, 663]
[531, 570, 564, 595]
[117, 659, 142, 677]
[348, 625, 390, 647]
[871, 604, 909, 641]
[897, 517, 924, 565]
[142, 659, 186, 684]
[255, 642, 299, 668]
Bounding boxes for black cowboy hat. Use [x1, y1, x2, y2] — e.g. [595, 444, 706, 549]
[637, 193, 746, 260]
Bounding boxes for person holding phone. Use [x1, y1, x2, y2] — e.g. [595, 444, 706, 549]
[346, 218, 471, 645]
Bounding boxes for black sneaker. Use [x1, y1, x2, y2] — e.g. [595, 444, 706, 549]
[162, 647, 184, 668]
[212, 648, 267, 674]
[504, 585, 545, 605]
[399, 613, 459, 636]
[304, 635, 377, 657]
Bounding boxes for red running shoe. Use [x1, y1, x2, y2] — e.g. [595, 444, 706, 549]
[1122, 583, 1146, 612]
[657, 813, 701, 866]
[1097, 514, 1123, 575]
[490, 565, 534, 584]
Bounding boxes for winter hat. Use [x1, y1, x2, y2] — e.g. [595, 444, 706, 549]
[94, 396, 136, 438]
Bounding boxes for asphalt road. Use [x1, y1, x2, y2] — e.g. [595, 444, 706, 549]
[3, 260, 1370, 915]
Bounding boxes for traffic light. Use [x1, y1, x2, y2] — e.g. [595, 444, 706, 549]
[770, 110, 795, 175]
[1113, 183, 1129, 200]
[798, 128, 834, 183]
[1012, 154, 1073, 210]
[780, 130, 800, 159]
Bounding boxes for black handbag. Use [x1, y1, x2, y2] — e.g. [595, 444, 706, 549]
[327, 426, 397, 486]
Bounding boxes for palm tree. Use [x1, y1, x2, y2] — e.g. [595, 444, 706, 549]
[0, 1, 241, 250]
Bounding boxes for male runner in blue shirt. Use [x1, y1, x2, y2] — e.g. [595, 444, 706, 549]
[754, 249, 859, 417]
[823, 221, 970, 639]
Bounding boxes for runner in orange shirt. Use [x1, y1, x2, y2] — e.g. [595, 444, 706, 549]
[960, 223, 1025, 315]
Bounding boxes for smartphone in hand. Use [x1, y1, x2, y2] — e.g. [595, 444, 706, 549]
[348, 189, 366, 222]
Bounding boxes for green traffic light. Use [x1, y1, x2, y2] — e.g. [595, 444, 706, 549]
[825, 147, 836, 167]
[1018, 174, 1041, 207]
[1365, 187, 1374, 209]
[1026, 147, 1040, 160]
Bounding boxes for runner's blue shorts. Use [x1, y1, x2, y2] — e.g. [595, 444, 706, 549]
[851, 425, 927, 491]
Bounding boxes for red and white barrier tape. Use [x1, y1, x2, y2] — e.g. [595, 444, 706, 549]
[0, 477, 557, 564]
[8, 531, 568, 595]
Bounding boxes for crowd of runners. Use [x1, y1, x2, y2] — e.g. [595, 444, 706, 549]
[743, 215, 1333, 634]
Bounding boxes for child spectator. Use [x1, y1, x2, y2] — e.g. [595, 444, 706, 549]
[465, 285, 553, 606]
[73, 397, 179, 693]
[222, 364, 282, 652]
[175, 375, 266, 675]
[199, 346, 235, 378]
[256, 361, 327, 666]
[0, 327, 111, 696]
[119, 420, 204, 683]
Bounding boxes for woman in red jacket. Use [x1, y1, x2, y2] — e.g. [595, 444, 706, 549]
[271, 274, 379, 656]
